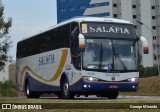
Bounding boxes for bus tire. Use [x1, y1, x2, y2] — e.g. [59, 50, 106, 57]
[25, 81, 33, 98]
[25, 81, 40, 98]
[61, 80, 74, 99]
[107, 91, 119, 99]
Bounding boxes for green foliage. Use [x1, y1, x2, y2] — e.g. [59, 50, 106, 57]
[139, 65, 158, 78]
[0, 80, 17, 97]
[0, 1, 12, 71]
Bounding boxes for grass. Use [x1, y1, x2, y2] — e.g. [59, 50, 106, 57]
[120, 76, 160, 96]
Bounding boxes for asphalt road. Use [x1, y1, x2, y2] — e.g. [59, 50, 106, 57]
[1, 96, 160, 102]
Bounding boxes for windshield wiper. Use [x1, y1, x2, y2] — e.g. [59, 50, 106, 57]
[99, 43, 103, 70]
[112, 40, 128, 70]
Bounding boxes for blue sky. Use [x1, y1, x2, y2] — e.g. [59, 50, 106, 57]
[2, 0, 57, 60]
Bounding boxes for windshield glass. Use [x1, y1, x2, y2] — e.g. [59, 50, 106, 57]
[112, 40, 138, 70]
[83, 39, 138, 71]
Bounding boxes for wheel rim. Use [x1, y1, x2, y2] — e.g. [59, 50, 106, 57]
[26, 85, 30, 96]
[64, 83, 68, 95]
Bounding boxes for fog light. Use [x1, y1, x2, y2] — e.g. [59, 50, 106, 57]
[132, 86, 135, 89]
[84, 85, 87, 88]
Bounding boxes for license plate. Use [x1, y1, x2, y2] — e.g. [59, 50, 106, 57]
[109, 85, 118, 88]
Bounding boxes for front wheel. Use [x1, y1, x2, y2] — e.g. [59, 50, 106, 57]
[107, 91, 119, 99]
[61, 80, 74, 99]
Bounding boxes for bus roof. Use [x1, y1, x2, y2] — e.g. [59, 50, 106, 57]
[18, 16, 133, 43]
[65, 16, 132, 24]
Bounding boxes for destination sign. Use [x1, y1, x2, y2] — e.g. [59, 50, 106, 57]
[81, 22, 136, 39]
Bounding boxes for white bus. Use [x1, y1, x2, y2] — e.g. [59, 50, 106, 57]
[16, 17, 149, 99]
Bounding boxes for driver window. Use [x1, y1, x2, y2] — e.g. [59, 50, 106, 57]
[84, 43, 96, 63]
[71, 22, 80, 69]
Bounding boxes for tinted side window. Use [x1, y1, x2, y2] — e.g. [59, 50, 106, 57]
[17, 23, 70, 59]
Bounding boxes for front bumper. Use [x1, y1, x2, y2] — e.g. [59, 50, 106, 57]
[70, 79, 138, 92]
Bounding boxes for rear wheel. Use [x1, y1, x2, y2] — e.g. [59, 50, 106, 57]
[25, 81, 40, 98]
[107, 91, 119, 99]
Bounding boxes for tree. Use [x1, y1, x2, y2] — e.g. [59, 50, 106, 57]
[0, 1, 12, 71]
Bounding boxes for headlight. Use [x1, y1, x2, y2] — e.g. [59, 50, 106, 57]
[128, 78, 138, 82]
[82, 77, 98, 82]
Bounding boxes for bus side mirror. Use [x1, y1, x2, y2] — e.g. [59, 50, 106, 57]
[78, 34, 85, 52]
[140, 36, 149, 54]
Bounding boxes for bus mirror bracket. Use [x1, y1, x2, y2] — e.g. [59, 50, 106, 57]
[78, 34, 85, 52]
[140, 36, 149, 54]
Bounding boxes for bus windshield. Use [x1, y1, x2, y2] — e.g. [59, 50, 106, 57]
[83, 39, 138, 71]
[81, 22, 138, 71]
